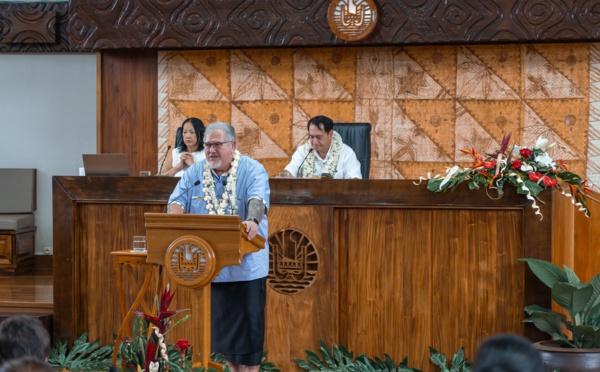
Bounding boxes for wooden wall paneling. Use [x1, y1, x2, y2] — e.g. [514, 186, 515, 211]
[52, 176, 178, 341]
[99, 50, 158, 176]
[573, 191, 600, 282]
[265, 205, 335, 372]
[430, 209, 525, 369]
[339, 208, 432, 371]
[80, 203, 166, 343]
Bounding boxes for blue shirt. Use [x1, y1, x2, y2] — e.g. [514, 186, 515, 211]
[168, 155, 270, 282]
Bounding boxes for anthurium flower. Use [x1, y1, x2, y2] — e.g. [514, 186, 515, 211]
[528, 172, 542, 182]
[542, 176, 557, 187]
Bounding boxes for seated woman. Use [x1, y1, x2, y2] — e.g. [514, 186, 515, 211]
[161, 117, 206, 177]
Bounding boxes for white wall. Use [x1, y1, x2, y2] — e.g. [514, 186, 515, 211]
[0, 53, 97, 254]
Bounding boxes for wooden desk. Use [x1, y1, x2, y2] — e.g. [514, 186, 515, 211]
[53, 177, 553, 372]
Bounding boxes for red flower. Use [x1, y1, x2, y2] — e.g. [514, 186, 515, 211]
[511, 160, 523, 169]
[175, 339, 190, 353]
[529, 172, 542, 182]
[520, 148, 533, 159]
[483, 160, 496, 169]
[542, 176, 557, 187]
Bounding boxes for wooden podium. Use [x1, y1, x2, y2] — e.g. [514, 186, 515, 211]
[144, 213, 265, 370]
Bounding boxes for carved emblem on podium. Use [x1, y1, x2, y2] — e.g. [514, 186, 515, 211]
[164, 235, 216, 287]
[327, 0, 378, 42]
[267, 229, 318, 295]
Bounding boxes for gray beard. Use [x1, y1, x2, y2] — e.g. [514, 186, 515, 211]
[208, 159, 222, 169]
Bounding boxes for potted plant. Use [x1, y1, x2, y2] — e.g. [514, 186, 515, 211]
[519, 258, 600, 371]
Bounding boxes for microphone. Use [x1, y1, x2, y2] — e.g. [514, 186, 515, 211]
[163, 180, 201, 213]
[157, 145, 172, 176]
[297, 148, 314, 178]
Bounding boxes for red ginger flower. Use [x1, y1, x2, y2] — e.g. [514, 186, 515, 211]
[175, 339, 190, 353]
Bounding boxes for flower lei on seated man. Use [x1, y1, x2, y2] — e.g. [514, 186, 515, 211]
[423, 134, 590, 219]
[301, 131, 343, 177]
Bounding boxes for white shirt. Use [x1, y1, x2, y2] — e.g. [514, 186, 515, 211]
[172, 148, 206, 177]
[284, 142, 362, 179]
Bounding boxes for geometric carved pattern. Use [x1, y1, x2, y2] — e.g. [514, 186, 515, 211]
[3, 10, 56, 44]
[267, 229, 318, 295]
[67, 0, 600, 51]
[164, 235, 215, 288]
[0, 4, 69, 52]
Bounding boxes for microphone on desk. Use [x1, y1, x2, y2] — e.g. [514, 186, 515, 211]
[163, 180, 201, 213]
[297, 148, 313, 178]
[157, 145, 172, 176]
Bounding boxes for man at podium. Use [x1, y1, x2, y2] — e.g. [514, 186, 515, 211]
[167, 122, 270, 372]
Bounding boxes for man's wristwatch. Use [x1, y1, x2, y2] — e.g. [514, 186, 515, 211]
[247, 218, 259, 225]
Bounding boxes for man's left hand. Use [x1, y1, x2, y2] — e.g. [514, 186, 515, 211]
[242, 220, 259, 240]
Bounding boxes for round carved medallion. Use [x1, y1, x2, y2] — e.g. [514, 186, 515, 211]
[327, 0, 378, 42]
[164, 235, 216, 288]
[267, 229, 319, 295]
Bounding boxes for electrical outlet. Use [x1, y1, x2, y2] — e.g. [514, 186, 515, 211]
[43, 246, 53, 255]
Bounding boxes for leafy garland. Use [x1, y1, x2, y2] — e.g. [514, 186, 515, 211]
[301, 131, 343, 177]
[202, 150, 241, 215]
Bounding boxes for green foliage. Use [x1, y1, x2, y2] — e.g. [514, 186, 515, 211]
[294, 340, 420, 372]
[48, 332, 113, 371]
[212, 351, 280, 371]
[520, 258, 600, 348]
[428, 347, 471, 372]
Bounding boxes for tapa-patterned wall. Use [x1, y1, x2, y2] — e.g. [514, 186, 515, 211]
[158, 43, 600, 184]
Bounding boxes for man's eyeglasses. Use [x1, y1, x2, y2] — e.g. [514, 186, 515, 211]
[203, 141, 232, 150]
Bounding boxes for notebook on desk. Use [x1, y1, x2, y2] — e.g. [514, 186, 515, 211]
[82, 154, 130, 176]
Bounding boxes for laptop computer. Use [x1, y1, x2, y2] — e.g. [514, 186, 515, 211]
[82, 154, 130, 176]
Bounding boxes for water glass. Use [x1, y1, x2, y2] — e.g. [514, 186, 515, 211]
[132, 235, 146, 252]
[139, 171, 151, 177]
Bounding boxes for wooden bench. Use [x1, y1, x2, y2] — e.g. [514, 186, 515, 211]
[0, 169, 36, 274]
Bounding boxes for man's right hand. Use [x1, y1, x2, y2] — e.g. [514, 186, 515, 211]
[167, 204, 185, 214]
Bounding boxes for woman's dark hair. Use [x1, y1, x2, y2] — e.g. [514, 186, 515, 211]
[176, 117, 205, 153]
[0, 316, 50, 365]
[307, 115, 334, 133]
[474, 334, 545, 372]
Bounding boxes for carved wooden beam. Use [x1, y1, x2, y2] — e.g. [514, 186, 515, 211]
[1, 1, 598, 52]
[67, 0, 600, 51]
[0, 3, 70, 52]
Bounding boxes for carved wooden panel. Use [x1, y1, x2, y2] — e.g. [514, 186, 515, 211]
[0, 4, 70, 52]
[67, 0, 600, 51]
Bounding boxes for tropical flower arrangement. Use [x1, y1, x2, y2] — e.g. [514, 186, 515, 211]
[118, 284, 214, 372]
[422, 134, 590, 219]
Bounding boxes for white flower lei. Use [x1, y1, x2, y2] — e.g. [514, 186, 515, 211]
[202, 150, 241, 215]
[301, 131, 343, 178]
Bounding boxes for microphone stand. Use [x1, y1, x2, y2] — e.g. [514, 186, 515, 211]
[157, 145, 172, 176]
[297, 148, 313, 178]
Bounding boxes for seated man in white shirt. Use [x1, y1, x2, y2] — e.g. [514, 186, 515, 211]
[279, 115, 362, 179]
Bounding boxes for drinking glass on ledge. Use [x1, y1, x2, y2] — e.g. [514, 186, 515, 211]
[132, 236, 146, 252]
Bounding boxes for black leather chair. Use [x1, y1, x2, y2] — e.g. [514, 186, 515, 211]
[333, 123, 372, 179]
[175, 127, 183, 149]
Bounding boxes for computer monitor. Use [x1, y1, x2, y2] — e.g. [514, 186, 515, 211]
[82, 154, 130, 176]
